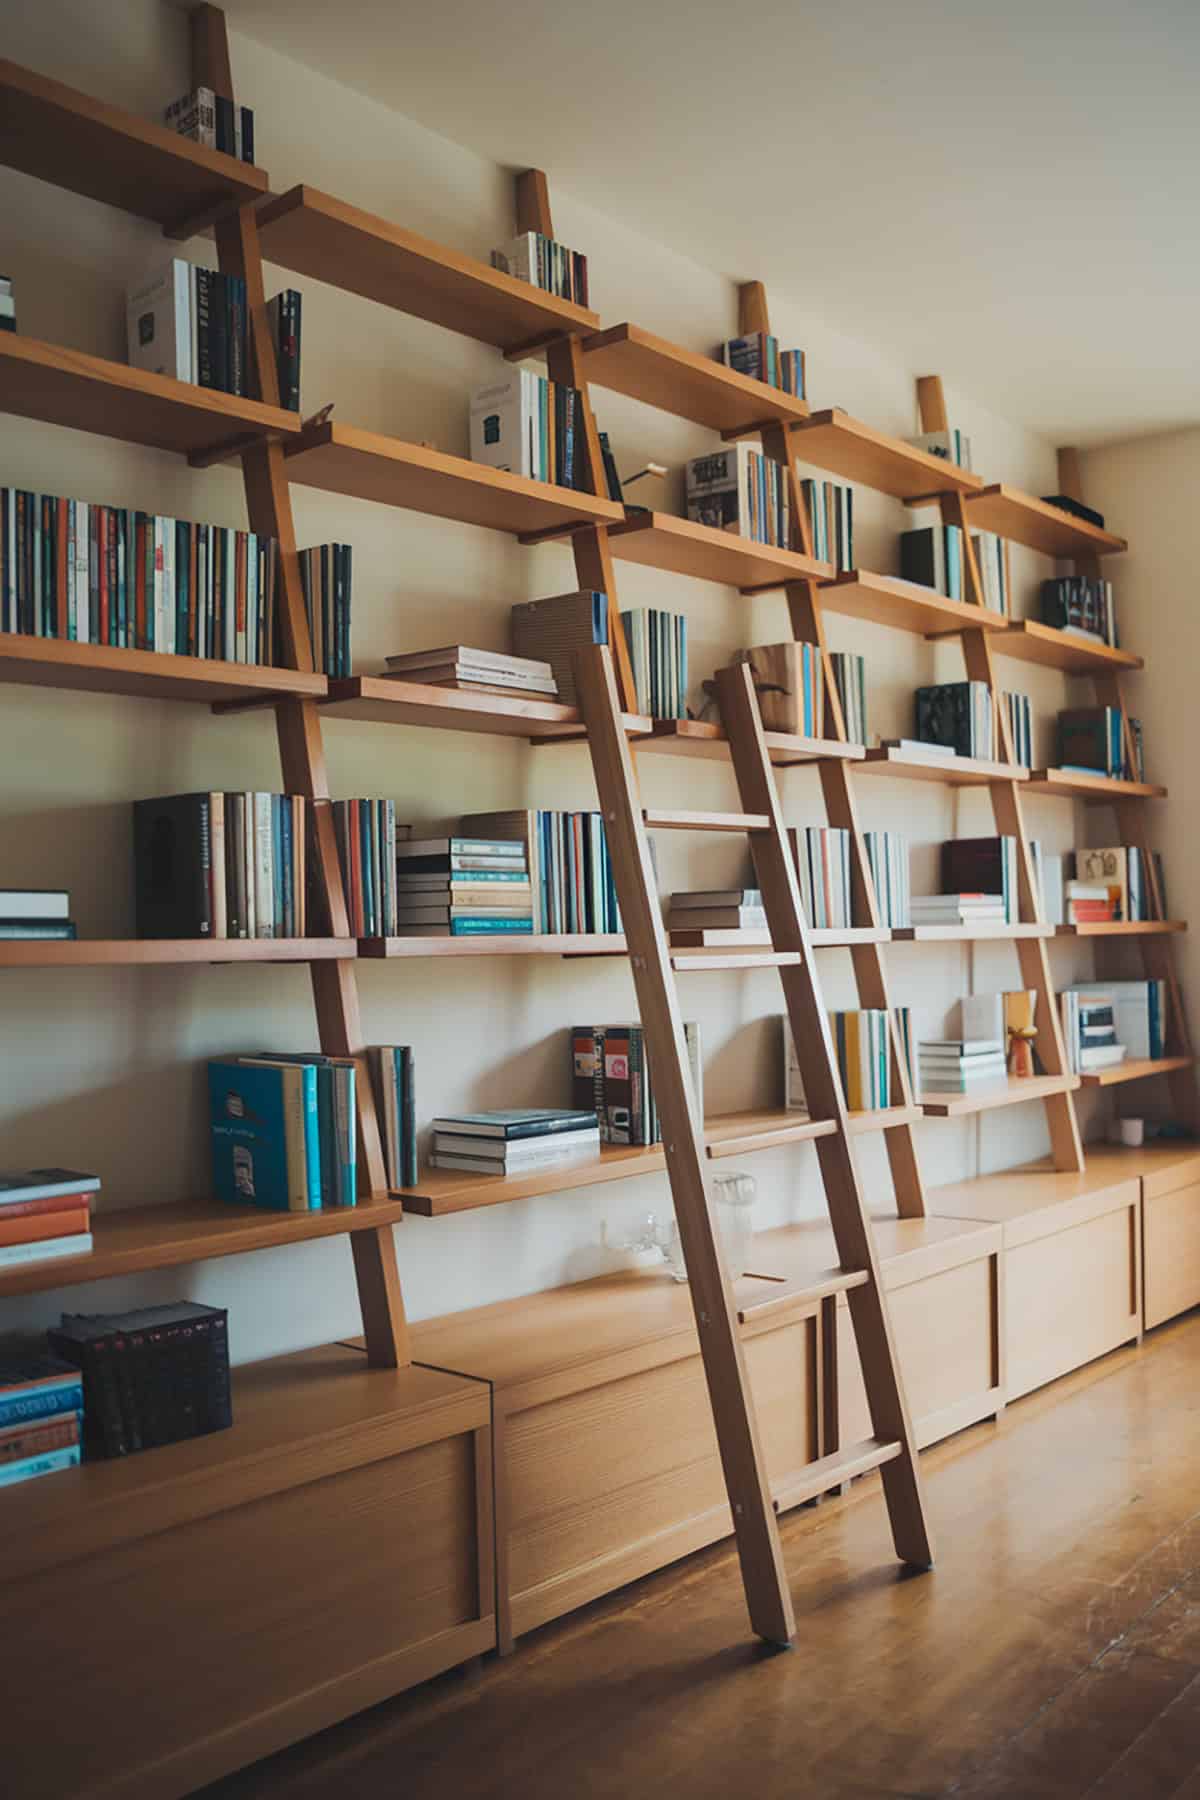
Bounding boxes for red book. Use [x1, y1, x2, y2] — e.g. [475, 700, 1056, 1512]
[0, 1413, 80, 1464]
[0, 1191, 92, 1222]
[0, 1206, 89, 1249]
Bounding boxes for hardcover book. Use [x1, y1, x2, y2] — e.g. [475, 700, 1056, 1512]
[207, 1058, 318, 1212]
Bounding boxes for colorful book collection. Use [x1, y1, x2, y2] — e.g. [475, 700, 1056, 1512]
[332, 799, 400, 937]
[686, 444, 792, 548]
[830, 651, 867, 744]
[915, 681, 994, 759]
[800, 479, 853, 572]
[368, 1047, 417, 1190]
[620, 607, 688, 719]
[863, 831, 910, 927]
[385, 645, 557, 700]
[785, 1011, 909, 1113]
[790, 826, 853, 930]
[1057, 706, 1140, 780]
[298, 544, 353, 677]
[1004, 690, 1033, 767]
[460, 810, 620, 935]
[572, 1025, 703, 1145]
[0, 1166, 98, 1275]
[133, 792, 308, 939]
[430, 1109, 600, 1176]
[1059, 990, 1127, 1074]
[469, 373, 588, 488]
[50, 1303, 231, 1459]
[491, 232, 588, 306]
[0, 1343, 83, 1489]
[1042, 576, 1117, 646]
[1062, 879, 1114, 926]
[126, 259, 299, 402]
[1075, 846, 1164, 922]
[209, 1054, 357, 1210]
[907, 428, 972, 470]
[741, 642, 825, 737]
[394, 835, 531, 938]
[900, 511, 1005, 609]
[716, 333, 805, 396]
[164, 86, 255, 162]
[511, 589, 607, 708]
[0, 889, 76, 942]
[918, 1037, 1007, 1092]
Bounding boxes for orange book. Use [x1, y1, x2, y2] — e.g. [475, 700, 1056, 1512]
[0, 1191, 91, 1222]
[0, 1206, 89, 1249]
[0, 1413, 80, 1464]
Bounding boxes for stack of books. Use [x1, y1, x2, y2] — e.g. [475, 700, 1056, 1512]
[430, 1109, 600, 1176]
[0, 490, 281, 661]
[942, 837, 1027, 925]
[164, 86, 255, 161]
[0, 1168, 98, 1273]
[785, 1012, 906, 1112]
[133, 792, 308, 939]
[790, 827, 852, 930]
[1076, 846, 1164, 922]
[572, 1024, 703, 1145]
[0, 1344, 84, 1488]
[864, 831, 910, 927]
[915, 681, 994, 759]
[0, 889, 76, 942]
[394, 835, 532, 938]
[918, 1038, 1008, 1093]
[620, 607, 688, 718]
[332, 798, 400, 938]
[831, 652, 867, 744]
[909, 892, 1008, 928]
[209, 1054, 357, 1210]
[1057, 706, 1128, 779]
[492, 232, 588, 305]
[469, 373, 588, 488]
[667, 889, 765, 935]
[1042, 576, 1116, 646]
[298, 545, 352, 677]
[384, 646, 558, 700]
[800, 479, 853, 571]
[907, 427, 972, 470]
[686, 445, 792, 547]
[460, 810, 620, 934]
[127, 260, 300, 401]
[50, 1303, 231, 1458]
[1065, 980, 1165, 1060]
[740, 643, 824, 737]
[1064, 881, 1113, 925]
[368, 1046, 417, 1191]
[715, 333, 804, 396]
[1060, 991, 1128, 1074]
[511, 591, 607, 708]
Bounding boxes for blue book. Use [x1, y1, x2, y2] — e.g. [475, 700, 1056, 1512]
[0, 1353, 83, 1431]
[208, 1058, 315, 1211]
[449, 917, 534, 935]
[0, 1444, 81, 1487]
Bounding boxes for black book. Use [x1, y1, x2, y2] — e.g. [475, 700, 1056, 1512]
[915, 683, 971, 756]
[598, 431, 623, 503]
[240, 105, 255, 165]
[47, 1318, 127, 1458]
[400, 1046, 417, 1188]
[195, 267, 214, 390]
[132, 793, 212, 938]
[899, 526, 939, 590]
[1041, 494, 1105, 530]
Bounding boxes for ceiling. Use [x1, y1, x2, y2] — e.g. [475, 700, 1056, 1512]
[226, 0, 1200, 447]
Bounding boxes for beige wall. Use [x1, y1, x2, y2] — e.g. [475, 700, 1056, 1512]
[0, 0, 1107, 1359]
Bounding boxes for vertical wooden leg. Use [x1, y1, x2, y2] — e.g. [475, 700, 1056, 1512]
[350, 1225, 409, 1369]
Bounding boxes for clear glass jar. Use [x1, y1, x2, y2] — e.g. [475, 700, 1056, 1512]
[712, 1170, 756, 1280]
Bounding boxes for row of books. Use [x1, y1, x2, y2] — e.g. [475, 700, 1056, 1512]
[915, 681, 995, 759]
[716, 333, 805, 396]
[864, 830, 911, 928]
[50, 1303, 231, 1460]
[785, 1011, 908, 1113]
[0, 1344, 83, 1488]
[831, 651, 867, 745]
[134, 792, 309, 940]
[470, 374, 589, 489]
[368, 1046, 417, 1190]
[686, 444, 793, 548]
[1062, 980, 1166, 1066]
[394, 835, 532, 937]
[430, 1109, 599, 1176]
[742, 641, 825, 738]
[1058, 706, 1142, 780]
[461, 810, 620, 935]
[492, 232, 589, 306]
[571, 1023, 703, 1145]
[620, 607, 688, 719]
[164, 85, 255, 163]
[209, 1053, 357, 1210]
[1042, 577, 1117, 647]
[801, 479, 854, 573]
[1004, 690, 1033, 767]
[0, 888, 76, 943]
[297, 543, 353, 679]
[901, 514, 1006, 610]
[333, 799, 400, 938]
[941, 836, 1024, 925]
[908, 427, 972, 471]
[127, 260, 300, 403]
[791, 826, 853, 930]
[1060, 990, 1127, 1074]
[0, 1166, 98, 1274]
[918, 1038, 1007, 1093]
[385, 644, 558, 699]
[1075, 846, 1165, 922]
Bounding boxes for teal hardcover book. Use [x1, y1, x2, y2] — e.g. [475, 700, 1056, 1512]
[208, 1059, 314, 1211]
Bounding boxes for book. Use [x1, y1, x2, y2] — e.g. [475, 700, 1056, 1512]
[469, 372, 587, 488]
[620, 607, 688, 720]
[0, 889, 70, 920]
[740, 643, 824, 737]
[370, 1046, 417, 1190]
[864, 831, 910, 927]
[571, 1024, 702, 1144]
[901, 509, 963, 599]
[208, 1058, 318, 1212]
[0, 274, 14, 333]
[298, 544, 352, 678]
[666, 907, 767, 932]
[510, 592, 608, 709]
[1004, 691, 1033, 767]
[940, 838, 1024, 924]
[0, 1232, 93, 1268]
[915, 682, 994, 759]
[830, 652, 867, 744]
[800, 479, 853, 570]
[134, 792, 305, 940]
[715, 333, 804, 395]
[787, 1010, 903, 1112]
[267, 290, 302, 411]
[432, 1129, 600, 1169]
[491, 232, 587, 305]
[459, 810, 620, 935]
[1057, 707, 1126, 779]
[431, 1109, 599, 1140]
[907, 427, 972, 470]
[164, 86, 255, 162]
[0, 1169, 100, 1206]
[384, 647, 556, 694]
[1066, 980, 1166, 1061]
[126, 260, 249, 396]
[686, 444, 792, 547]
[790, 826, 853, 930]
[1042, 494, 1105, 529]
[331, 799, 400, 938]
[245, 1053, 357, 1208]
[51, 1302, 231, 1458]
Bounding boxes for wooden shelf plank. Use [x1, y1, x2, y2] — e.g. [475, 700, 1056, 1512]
[855, 745, 1029, 785]
[581, 323, 810, 433]
[893, 923, 1054, 941]
[919, 1074, 1080, 1118]
[360, 934, 628, 958]
[669, 928, 892, 949]
[603, 511, 832, 591]
[955, 485, 1127, 558]
[1055, 920, 1187, 938]
[0, 634, 327, 707]
[848, 1106, 925, 1134]
[1078, 1056, 1197, 1089]
[785, 409, 983, 500]
[0, 57, 269, 231]
[822, 569, 1008, 637]
[643, 808, 768, 833]
[671, 949, 802, 971]
[641, 718, 863, 767]
[285, 421, 623, 536]
[0, 939, 355, 968]
[0, 1196, 405, 1302]
[1027, 768, 1166, 802]
[705, 1110, 839, 1159]
[989, 620, 1143, 674]
[256, 185, 598, 351]
[319, 674, 652, 740]
[0, 333, 299, 459]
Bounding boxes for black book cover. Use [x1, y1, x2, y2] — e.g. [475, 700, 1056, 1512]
[195, 267, 214, 390]
[132, 793, 212, 938]
[900, 527, 937, 590]
[1041, 494, 1105, 530]
[915, 683, 971, 755]
[47, 1320, 127, 1458]
[240, 104, 255, 166]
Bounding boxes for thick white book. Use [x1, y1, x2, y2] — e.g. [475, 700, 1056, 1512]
[0, 1232, 93, 1268]
[126, 259, 193, 382]
[0, 891, 70, 920]
[469, 371, 537, 478]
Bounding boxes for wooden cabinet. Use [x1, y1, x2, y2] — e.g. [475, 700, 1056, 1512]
[1136, 1146, 1200, 1328]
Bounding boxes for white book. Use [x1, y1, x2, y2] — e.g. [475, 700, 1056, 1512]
[210, 793, 227, 941]
[434, 1128, 600, 1163]
[960, 994, 1005, 1043]
[469, 371, 537, 478]
[0, 1231, 93, 1269]
[431, 1143, 597, 1175]
[255, 793, 274, 939]
[161, 515, 176, 656]
[126, 259, 193, 382]
[0, 890, 70, 920]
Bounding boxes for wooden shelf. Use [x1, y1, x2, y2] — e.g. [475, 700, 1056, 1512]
[668, 928, 892, 949]
[990, 620, 1142, 674]
[821, 570, 1008, 638]
[785, 409, 983, 500]
[0, 57, 269, 233]
[321, 675, 649, 741]
[361, 934, 628, 959]
[285, 421, 623, 536]
[256, 184, 598, 351]
[919, 1074, 1080, 1118]
[855, 745, 1028, 785]
[581, 323, 810, 433]
[960, 486, 1128, 558]
[1056, 920, 1186, 938]
[0, 1196, 405, 1302]
[0, 939, 355, 968]
[0, 333, 300, 460]
[604, 512, 832, 591]
[849, 1106, 924, 1133]
[641, 718, 863, 767]
[1078, 1056, 1197, 1089]
[0, 634, 328, 708]
[1027, 768, 1166, 802]
[894, 922, 1053, 942]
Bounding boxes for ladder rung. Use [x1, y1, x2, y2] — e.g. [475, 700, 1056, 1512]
[672, 950, 803, 971]
[772, 1437, 903, 1511]
[643, 807, 770, 833]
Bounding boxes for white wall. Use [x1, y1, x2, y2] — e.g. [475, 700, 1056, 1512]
[0, 0, 1105, 1361]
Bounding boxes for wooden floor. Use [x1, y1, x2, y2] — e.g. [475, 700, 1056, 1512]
[201, 1314, 1200, 1800]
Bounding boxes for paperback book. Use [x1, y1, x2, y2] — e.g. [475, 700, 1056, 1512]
[384, 646, 558, 699]
[209, 1053, 357, 1210]
[620, 607, 688, 719]
[430, 1108, 600, 1174]
[332, 799, 401, 938]
[0, 1345, 83, 1488]
[0, 889, 75, 942]
[571, 1024, 703, 1145]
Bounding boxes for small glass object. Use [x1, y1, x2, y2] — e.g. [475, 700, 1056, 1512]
[712, 1170, 756, 1281]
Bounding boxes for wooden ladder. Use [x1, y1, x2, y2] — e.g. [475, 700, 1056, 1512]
[576, 642, 934, 1650]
